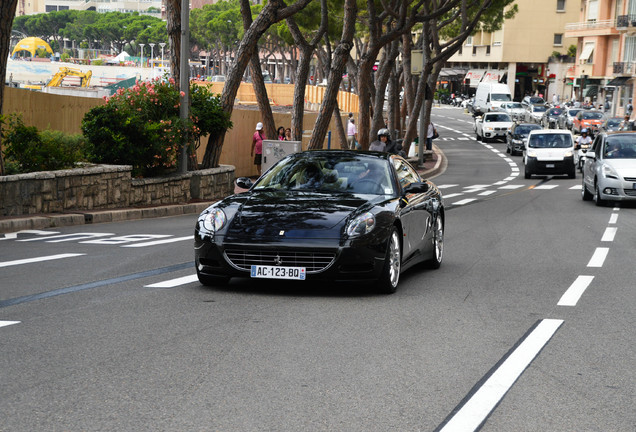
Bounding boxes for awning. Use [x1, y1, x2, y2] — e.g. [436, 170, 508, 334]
[464, 69, 486, 87]
[585, 86, 598, 97]
[482, 70, 503, 83]
[579, 44, 595, 61]
[606, 76, 630, 86]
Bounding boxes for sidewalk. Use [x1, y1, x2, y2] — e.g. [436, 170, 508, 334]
[0, 146, 446, 234]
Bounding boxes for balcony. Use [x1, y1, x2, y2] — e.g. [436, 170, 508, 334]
[615, 15, 636, 33]
[565, 19, 619, 37]
[613, 61, 636, 75]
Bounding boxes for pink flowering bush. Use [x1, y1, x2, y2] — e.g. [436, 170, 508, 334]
[82, 78, 231, 177]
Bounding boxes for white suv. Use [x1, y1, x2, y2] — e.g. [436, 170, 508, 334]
[523, 130, 576, 179]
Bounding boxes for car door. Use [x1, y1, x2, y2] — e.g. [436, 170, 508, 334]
[583, 134, 603, 190]
[391, 157, 432, 260]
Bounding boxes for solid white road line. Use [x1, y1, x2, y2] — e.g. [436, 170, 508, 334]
[437, 184, 460, 189]
[558, 275, 595, 306]
[465, 184, 491, 189]
[587, 248, 609, 267]
[0, 253, 85, 268]
[145, 274, 199, 288]
[601, 227, 617, 242]
[534, 185, 559, 190]
[439, 319, 564, 432]
[122, 236, 192, 248]
[608, 213, 618, 224]
[453, 198, 477, 206]
[478, 191, 497, 196]
[499, 184, 524, 189]
[0, 321, 21, 328]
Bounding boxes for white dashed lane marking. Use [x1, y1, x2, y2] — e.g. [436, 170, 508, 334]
[587, 248, 610, 268]
[0, 253, 85, 268]
[609, 213, 618, 224]
[145, 274, 199, 288]
[0, 321, 21, 328]
[601, 227, 617, 242]
[558, 276, 595, 307]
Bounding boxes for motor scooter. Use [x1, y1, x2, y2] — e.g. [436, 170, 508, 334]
[575, 140, 592, 172]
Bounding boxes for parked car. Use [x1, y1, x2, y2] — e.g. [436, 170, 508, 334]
[525, 104, 547, 124]
[209, 75, 226, 82]
[194, 150, 445, 293]
[572, 110, 605, 134]
[558, 108, 583, 130]
[599, 117, 623, 133]
[499, 102, 526, 121]
[522, 95, 546, 108]
[523, 129, 576, 179]
[541, 107, 564, 129]
[506, 123, 542, 156]
[581, 131, 636, 205]
[474, 112, 513, 142]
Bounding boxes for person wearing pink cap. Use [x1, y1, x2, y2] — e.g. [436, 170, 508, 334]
[251, 122, 266, 175]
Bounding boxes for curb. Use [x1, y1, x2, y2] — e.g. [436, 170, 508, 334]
[0, 147, 448, 234]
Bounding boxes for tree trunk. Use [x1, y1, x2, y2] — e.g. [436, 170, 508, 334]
[201, 0, 313, 168]
[166, 0, 181, 87]
[307, 0, 357, 149]
[0, 0, 19, 176]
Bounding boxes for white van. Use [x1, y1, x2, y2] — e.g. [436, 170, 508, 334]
[472, 83, 512, 115]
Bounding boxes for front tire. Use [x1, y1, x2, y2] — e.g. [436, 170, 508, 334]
[581, 178, 593, 201]
[524, 163, 532, 179]
[376, 228, 401, 294]
[593, 183, 606, 207]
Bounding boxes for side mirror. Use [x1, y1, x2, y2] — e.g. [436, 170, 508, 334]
[585, 151, 596, 160]
[235, 177, 254, 190]
[403, 181, 430, 195]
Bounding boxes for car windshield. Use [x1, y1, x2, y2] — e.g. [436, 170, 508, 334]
[603, 136, 636, 159]
[549, 109, 563, 115]
[528, 134, 572, 148]
[508, 102, 523, 109]
[515, 125, 541, 135]
[529, 97, 544, 104]
[606, 119, 622, 127]
[582, 112, 604, 120]
[532, 106, 547, 112]
[491, 93, 512, 102]
[254, 153, 397, 195]
[485, 114, 512, 122]
[568, 109, 582, 116]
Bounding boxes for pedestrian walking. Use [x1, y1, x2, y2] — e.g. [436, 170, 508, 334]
[347, 118, 357, 149]
[251, 122, 266, 176]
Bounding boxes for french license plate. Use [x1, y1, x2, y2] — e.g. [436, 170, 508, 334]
[251, 265, 306, 280]
[546, 163, 555, 168]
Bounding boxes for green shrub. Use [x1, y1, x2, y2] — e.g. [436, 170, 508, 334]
[1, 114, 88, 173]
[81, 78, 232, 177]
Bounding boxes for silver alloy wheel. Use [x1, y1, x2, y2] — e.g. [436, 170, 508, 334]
[434, 217, 444, 264]
[388, 231, 401, 288]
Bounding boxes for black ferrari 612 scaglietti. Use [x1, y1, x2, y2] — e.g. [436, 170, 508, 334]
[194, 150, 444, 293]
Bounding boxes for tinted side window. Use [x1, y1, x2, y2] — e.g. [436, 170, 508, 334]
[392, 157, 420, 190]
[591, 135, 602, 154]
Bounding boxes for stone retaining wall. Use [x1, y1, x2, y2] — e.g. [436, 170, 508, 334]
[0, 164, 235, 217]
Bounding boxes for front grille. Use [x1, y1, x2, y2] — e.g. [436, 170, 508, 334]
[624, 189, 636, 197]
[624, 177, 636, 182]
[224, 249, 336, 273]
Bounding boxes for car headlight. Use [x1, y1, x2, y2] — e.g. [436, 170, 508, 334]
[527, 150, 537, 158]
[199, 208, 227, 234]
[346, 212, 375, 237]
[512, 139, 523, 144]
[564, 150, 573, 157]
[602, 164, 619, 179]
[485, 126, 494, 131]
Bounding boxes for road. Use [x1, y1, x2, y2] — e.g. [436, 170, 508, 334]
[1, 106, 635, 431]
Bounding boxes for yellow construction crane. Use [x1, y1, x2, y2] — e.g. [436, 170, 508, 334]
[46, 67, 92, 87]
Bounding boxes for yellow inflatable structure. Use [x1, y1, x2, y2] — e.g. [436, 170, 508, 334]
[12, 37, 54, 58]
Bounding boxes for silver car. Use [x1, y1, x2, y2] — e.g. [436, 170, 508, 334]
[582, 131, 636, 205]
[558, 108, 582, 130]
[499, 102, 526, 121]
[525, 104, 547, 124]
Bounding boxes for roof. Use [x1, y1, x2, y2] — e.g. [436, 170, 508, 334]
[11, 37, 53, 57]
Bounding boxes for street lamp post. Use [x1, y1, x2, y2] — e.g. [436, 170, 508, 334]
[149, 43, 155, 69]
[139, 43, 145, 68]
[159, 42, 166, 72]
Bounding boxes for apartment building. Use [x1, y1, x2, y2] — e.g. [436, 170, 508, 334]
[446, 0, 579, 102]
[16, 0, 163, 16]
[565, 0, 636, 116]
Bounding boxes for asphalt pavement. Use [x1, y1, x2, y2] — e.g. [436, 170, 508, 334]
[0, 145, 445, 234]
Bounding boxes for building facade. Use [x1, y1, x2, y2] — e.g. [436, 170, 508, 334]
[16, 0, 163, 16]
[565, 0, 636, 116]
[446, 0, 579, 102]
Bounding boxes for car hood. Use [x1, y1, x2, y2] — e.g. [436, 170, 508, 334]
[225, 191, 377, 239]
[605, 159, 636, 178]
